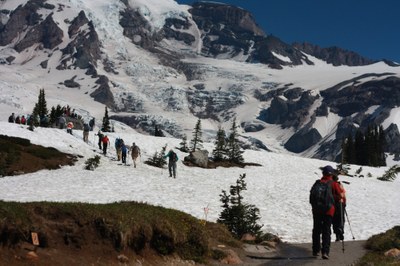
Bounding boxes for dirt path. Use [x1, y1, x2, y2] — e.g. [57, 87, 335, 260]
[242, 240, 366, 265]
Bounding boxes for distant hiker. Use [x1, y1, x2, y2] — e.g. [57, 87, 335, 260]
[15, 115, 20, 124]
[40, 115, 49, 127]
[67, 121, 74, 135]
[89, 117, 95, 131]
[96, 130, 104, 150]
[83, 123, 90, 143]
[332, 174, 347, 242]
[102, 135, 110, 155]
[8, 113, 15, 123]
[130, 142, 141, 168]
[59, 115, 66, 129]
[154, 125, 165, 137]
[164, 149, 178, 178]
[20, 115, 26, 125]
[121, 141, 128, 164]
[115, 137, 123, 161]
[310, 165, 342, 260]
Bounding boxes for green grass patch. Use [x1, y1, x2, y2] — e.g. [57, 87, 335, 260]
[357, 226, 400, 265]
[0, 201, 238, 263]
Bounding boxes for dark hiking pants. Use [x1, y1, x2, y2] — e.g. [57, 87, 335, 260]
[312, 212, 332, 255]
[103, 143, 108, 155]
[168, 162, 177, 178]
[333, 203, 345, 240]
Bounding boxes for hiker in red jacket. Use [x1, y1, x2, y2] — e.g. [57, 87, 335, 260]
[102, 135, 110, 156]
[310, 165, 342, 260]
[332, 174, 347, 242]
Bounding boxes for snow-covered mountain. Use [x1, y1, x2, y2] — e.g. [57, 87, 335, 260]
[1, 0, 400, 161]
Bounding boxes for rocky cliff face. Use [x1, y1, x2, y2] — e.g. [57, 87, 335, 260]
[293, 42, 376, 66]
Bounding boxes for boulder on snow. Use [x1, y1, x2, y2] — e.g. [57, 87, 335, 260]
[184, 150, 209, 168]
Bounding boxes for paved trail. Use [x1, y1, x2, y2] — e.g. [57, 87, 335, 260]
[243, 240, 366, 266]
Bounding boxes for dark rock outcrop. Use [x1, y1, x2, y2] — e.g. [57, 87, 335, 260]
[120, 8, 159, 49]
[258, 91, 318, 129]
[163, 17, 195, 45]
[68, 10, 89, 38]
[40, 60, 48, 69]
[14, 13, 63, 52]
[58, 12, 101, 70]
[293, 42, 375, 66]
[90, 76, 114, 108]
[189, 2, 265, 58]
[250, 36, 313, 69]
[190, 2, 265, 37]
[0, 0, 43, 46]
[284, 128, 322, 153]
[64, 76, 80, 88]
[384, 124, 400, 156]
[322, 76, 400, 116]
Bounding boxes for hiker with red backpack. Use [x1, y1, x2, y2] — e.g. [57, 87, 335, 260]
[164, 149, 178, 178]
[309, 165, 342, 260]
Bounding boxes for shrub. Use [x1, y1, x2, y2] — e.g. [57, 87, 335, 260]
[357, 226, 400, 265]
[150, 222, 176, 255]
[84, 155, 101, 170]
[144, 144, 167, 168]
[365, 226, 400, 251]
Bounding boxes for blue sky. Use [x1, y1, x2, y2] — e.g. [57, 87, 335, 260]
[176, 0, 400, 63]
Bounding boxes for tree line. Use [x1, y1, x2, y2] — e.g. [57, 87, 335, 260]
[341, 125, 386, 167]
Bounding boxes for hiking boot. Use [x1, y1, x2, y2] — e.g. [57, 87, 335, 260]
[322, 253, 329, 260]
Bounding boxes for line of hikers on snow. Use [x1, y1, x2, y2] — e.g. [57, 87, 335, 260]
[310, 165, 347, 260]
[95, 131, 178, 177]
[8, 111, 95, 133]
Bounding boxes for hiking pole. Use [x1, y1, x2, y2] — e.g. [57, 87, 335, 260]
[345, 209, 356, 240]
[340, 202, 345, 253]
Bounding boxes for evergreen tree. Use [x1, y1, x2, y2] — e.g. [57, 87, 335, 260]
[49, 106, 57, 125]
[102, 107, 111, 132]
[212, 126, 227, 161]
[378, 125, 387, 166]
[354, 130, 366, 165]
[190, 118, 203, 151]
[55, 104, 63, 118]
[36, 89, 48, 118]
[217, 174, 263, 238]
[179, 135, 189, 152]
[226, 118, 244, 163]
[30, 89, 48, 127]
[342, 125, 386, 167]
